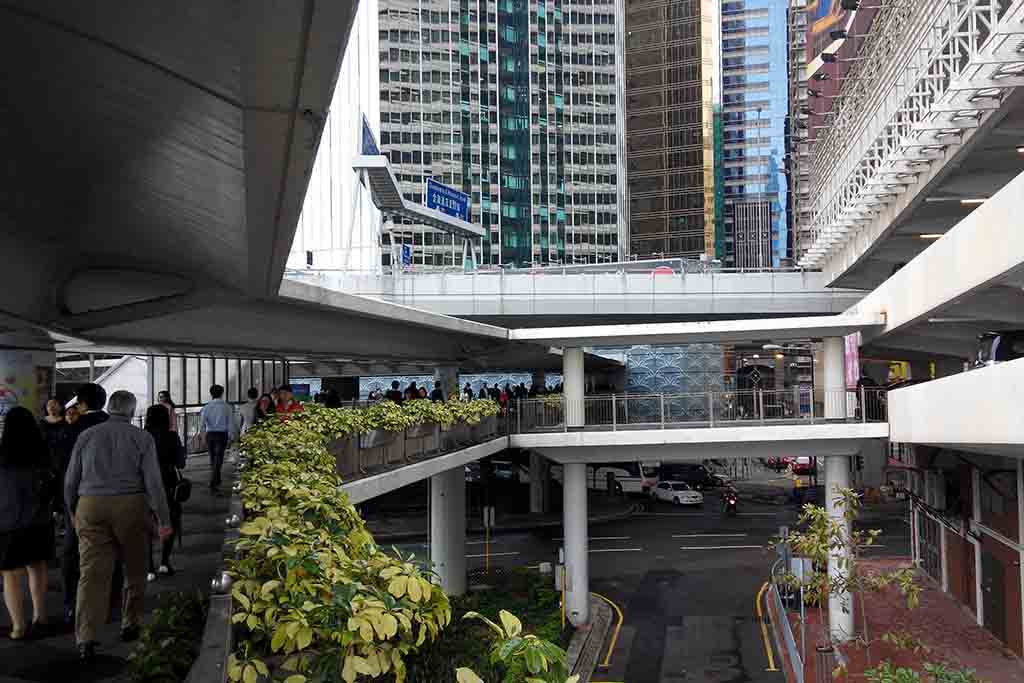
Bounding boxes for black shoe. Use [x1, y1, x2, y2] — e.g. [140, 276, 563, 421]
[120, 624, 140, 643]
[78, 642, 96, 662]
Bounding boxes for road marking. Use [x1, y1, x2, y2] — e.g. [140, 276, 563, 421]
[554, 536, 632, 541]
[590, 548, 644, 553]
[591, 592, 624, 670]
[756, 582, 780, 672]
[738, 512, 784, 517]
[678, 545, 762, 551]
[672, 533, 748, 539]
[466, 551, 520, 559]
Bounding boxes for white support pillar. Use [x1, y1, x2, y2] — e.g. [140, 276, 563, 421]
[430, 467, 466, 596]
[529, 451, 550, 514]
[563, 347, 585, 429]
[825, 454, 854, 642]
[434, 366, 459, 402]
[823, 337, 846, 420]
[563, 462, 590, 626]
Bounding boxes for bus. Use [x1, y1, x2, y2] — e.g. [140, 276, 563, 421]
[552, 461, 660, 495]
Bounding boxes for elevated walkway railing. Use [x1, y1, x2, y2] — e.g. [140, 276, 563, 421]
[330, 415, 505, 482]
[511, 388, 887, 433]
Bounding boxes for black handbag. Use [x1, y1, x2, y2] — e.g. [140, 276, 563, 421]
[172, 468, 192, 503]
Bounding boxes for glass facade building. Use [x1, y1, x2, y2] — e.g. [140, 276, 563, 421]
[376, 0, 628, 268]
[719, 0, 790, 267]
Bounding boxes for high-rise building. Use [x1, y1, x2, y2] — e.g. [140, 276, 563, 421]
[624, 0, 720, 260]
[376, 0, 629, 268]
[719, 0, 790, 268]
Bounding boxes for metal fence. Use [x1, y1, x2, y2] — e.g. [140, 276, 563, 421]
[512, 388, 887, 433]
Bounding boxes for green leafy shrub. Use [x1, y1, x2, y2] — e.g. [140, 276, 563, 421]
[864, 662, 982, 683]
[127, 591, 208, 683]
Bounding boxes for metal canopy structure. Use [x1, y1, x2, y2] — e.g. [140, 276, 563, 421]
[797, 0, 1024, 275]
[353, 155, 485, 239]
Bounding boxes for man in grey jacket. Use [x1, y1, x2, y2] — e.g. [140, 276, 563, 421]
[64, 390, 172, 662]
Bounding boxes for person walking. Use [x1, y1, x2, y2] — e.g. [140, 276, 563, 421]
[254, 393, 275, 424]
[0, 407, 56, 640]
[64, 391, 172, 662]
[239, 387, 259, 435]
[143, 405, 185, 579]
[463, 382, 474, 400]
[61, 383, 109, 626]
[275, 384, 303, 414]
[385, 381, 403, 404]
[157, 391, 178, 433]
[430, 381, 445, 403]
[199, 385, 233, 493]
[39, 399, 70, 511]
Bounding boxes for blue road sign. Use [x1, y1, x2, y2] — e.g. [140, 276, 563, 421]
[426, 178, 470, 222]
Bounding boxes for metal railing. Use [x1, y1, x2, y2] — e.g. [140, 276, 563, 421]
[332, 415, 505, 481]
[512, 388, 887, 433]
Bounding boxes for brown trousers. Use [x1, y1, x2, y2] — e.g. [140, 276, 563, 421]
[75, 494, 148, 644]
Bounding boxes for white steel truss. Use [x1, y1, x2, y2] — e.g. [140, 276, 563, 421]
[797, 0, 1024, 270]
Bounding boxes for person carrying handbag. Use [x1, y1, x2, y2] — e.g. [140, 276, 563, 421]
[143, 405, 186, 578]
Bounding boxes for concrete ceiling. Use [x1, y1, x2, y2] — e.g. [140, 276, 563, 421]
[0, 1, 357, 330]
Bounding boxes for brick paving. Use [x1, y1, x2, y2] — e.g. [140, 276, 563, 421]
[790, 559, 1024, 683]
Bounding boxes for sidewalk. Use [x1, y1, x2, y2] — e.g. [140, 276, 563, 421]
[791, 558, 1024, 683]
[0, 456, 233, 683]
[365, 492, 637, 541]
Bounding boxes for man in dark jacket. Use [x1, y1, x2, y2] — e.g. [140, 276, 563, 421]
[430, 381, 445, 402]
[61, 383, 109, 626]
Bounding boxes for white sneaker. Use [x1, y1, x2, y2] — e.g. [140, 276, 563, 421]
[146, 572, 157, 583]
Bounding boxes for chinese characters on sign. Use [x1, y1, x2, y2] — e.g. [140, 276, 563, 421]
[425, 178, 470, 222]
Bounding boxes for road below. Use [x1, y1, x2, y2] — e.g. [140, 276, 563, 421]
[389, 485, 909, 683]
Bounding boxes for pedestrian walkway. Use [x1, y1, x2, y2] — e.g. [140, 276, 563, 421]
[0, 457, 233, 683]
[794, 559, 1024, 682]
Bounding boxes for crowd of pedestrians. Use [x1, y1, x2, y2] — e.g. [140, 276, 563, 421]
[0, 381, 301, 662]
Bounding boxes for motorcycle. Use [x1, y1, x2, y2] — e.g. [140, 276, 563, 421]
[723, 490, 738, 516]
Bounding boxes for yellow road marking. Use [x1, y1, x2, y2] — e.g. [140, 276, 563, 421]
[756, 582, 780, 672]
[591, 591, 624, 670]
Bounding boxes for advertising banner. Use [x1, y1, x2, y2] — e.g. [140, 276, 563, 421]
[0, 349, 51, 419]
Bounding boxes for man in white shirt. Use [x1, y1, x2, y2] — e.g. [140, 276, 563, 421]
[199, 384, 234, 492]
[239, 387, 259, 435]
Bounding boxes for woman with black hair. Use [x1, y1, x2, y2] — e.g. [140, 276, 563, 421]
[144, 404, 185, 578]
[0, 406, 55, 639]
[255, 393, 276, 424]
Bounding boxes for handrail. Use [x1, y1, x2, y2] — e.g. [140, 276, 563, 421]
[510, 388, 888, 433]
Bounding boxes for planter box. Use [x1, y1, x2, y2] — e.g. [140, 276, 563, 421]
[407, 423, 437, 439]
[470, 415, 497, 441]
[360, 428, 397, 450]
[328, 437, 358, 478]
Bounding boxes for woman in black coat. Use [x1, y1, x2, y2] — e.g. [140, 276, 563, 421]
[144, 405, 185, 578]
[0, 407, 55, 638]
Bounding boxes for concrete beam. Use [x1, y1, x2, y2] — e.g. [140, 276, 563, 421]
[509, 314, 884, 348]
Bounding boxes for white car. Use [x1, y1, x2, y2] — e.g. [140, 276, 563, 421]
[651, 481, 704, 506]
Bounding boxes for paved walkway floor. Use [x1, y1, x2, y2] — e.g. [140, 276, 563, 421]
[793, 558, 1024, 682]
[0, 456, 233, 683]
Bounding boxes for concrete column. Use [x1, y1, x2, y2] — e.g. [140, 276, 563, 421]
[0, 332, 56, 419]
[532, 370, 546, 392]
[529, 451, 550, 514]
[563, 462, 590, 625]
[563, 347, 585, 429]
[823, 337, 846, 420]
[434, 366, 459, 401]
[430, 467, 466, 596]
[825, 455, 854, 642]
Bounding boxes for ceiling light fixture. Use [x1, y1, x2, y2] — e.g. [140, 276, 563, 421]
[917, 233, 944, 239]
[960, 198, 987, 205]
